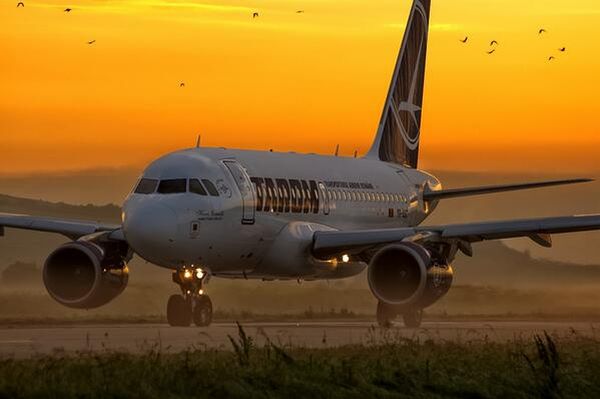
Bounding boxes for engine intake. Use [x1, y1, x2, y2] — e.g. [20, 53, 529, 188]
[368, 243, 453, 308]
[43, 241, 129, 309]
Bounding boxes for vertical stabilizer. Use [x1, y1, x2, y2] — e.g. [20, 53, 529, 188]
[366, 0, 431, 168]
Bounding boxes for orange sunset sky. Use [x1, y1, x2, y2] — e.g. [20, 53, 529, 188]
[1, 0, 599, 175]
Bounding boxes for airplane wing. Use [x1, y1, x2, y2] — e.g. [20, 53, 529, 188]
[0, 213, 122, 241]
[423, 178, 592, 202]
[312, 214, 600, 259]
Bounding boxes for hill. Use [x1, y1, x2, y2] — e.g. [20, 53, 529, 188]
[2, 168, 599, 264]
[0, 194, 120, 223]
[1, 194, 600, 318]
[1, 194, 600, 291]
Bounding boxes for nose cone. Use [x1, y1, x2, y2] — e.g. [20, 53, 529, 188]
[123, 201, 179, 264]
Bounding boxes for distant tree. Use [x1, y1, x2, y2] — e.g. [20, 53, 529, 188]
[1, 261, 39, 285]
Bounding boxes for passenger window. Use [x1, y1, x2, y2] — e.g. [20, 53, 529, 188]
[189, 179, 207, 196]
[134, 178, 158, 194]
[157, 179, 186, 194]
[202, 179, 220, 196]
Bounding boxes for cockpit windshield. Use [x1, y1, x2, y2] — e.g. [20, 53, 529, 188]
[157, 179, 187, 194]
[134, 178, 158, 194]
[134, 178, 220, 196]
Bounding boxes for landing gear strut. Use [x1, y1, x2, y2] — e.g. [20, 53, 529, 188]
[376, 301, 396, 328]
[402, 309, 423, 328]
[376, 301, 423, 328]
[167, 268, 213, 327]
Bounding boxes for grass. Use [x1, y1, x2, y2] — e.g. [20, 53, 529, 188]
[1, 325, 600, 398]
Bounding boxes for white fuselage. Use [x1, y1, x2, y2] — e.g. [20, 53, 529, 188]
[122, 147, 441, 280]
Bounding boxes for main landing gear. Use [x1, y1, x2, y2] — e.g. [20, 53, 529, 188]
[167, 268, 213, 327]
[376, 301, 423, 328]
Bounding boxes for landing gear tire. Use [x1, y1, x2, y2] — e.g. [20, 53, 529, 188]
[376, 301, 397, 328]
[193, 295, 213, 327]
[403, 309, 423, 328]
[167, 294, 192, 327]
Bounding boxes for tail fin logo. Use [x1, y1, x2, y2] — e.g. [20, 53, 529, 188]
[367, 0, 430, 168]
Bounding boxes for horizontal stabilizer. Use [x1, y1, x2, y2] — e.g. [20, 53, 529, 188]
[423, 178, 593, 202]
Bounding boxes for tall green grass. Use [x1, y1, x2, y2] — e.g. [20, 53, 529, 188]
[0, 326, 599, 398]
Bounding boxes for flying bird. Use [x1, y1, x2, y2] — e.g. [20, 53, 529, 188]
[548, 56, 555, 61]
[179, 82, 185, 87]
[17, 2, 24, 7]
[490, 40, 499, 46]
[487, 49, 496, 55]
[87, 40, 96, 45]
[559, 47, 566, 52]
[64, 8, 72, 12]
[460, 36, 468, 43]
[538, 28, 546, 34]
[296, 10, 304, 13]
[252, 12, 259, 18]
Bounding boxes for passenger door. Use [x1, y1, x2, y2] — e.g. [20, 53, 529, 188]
[223, 160, 256, 225]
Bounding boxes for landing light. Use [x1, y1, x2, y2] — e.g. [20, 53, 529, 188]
[196, 268, 205, 279]
[341, 254, 350, 263]
[183, 269, 193, 279]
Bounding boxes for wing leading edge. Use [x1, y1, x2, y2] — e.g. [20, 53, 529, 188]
[312, 214, 600, 259]
[423, 178, 593, 202]
[0, 213, 122, 240]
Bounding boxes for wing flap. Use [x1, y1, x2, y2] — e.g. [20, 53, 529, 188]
[437, 214, 600, 241]
[312, 214, 600, 259]
[0, 213, 121, 240]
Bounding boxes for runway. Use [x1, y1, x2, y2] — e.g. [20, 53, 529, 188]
[0, 320, 597, 358]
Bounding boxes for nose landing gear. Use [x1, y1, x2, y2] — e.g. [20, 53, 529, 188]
[167, 268, 213, 327]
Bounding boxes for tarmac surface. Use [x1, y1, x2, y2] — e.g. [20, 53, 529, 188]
[0, 320, 597, 358]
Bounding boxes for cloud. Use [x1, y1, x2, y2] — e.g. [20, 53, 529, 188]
[28, 0, 253, 14]
[136, 0, 252, 13]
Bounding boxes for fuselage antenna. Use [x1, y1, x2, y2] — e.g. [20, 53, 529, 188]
[334, 144, 340, 157]
[196, 135, 201, 148]
[353, 149, 358, 158]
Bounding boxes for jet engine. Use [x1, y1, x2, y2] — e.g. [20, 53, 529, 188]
[367, 242, 453, 309]
[43, 240, 129, 309]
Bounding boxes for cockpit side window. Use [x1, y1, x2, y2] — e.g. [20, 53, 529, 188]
[134, 178, 158, 194]
[202, 179, 220, 196]
[157, 179, 187, 194]
[189, 179, 208, 196]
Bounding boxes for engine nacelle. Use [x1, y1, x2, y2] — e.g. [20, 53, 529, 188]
[368, 243, 453, 309]
[43, 241, 129, 309]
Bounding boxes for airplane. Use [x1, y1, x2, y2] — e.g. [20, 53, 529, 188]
[1, 0, 599, 328]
